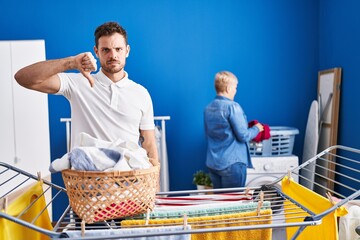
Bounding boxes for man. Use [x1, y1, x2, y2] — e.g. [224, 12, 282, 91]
[15, 21, 158, 161]
[204, 71, 263, 188]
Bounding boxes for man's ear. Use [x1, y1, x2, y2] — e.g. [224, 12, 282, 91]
[126, 45, 130, 58]
[226, 85, 232, 93]
[93, 46, 99, 58]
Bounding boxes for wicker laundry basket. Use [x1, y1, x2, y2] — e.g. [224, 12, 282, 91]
[62, 159, 160, 223]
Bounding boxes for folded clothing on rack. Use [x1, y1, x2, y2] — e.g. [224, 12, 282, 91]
[155, 192, 253, 207]
[122, 209, 273, 240]
[143, 199, 271, 218]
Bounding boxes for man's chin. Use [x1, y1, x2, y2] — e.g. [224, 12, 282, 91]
[102, 66, 122, 74]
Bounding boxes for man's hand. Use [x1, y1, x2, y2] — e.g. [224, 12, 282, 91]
[76, 52, 97, 87]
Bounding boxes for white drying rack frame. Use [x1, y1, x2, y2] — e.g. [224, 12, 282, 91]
[60, 116, 171, 152]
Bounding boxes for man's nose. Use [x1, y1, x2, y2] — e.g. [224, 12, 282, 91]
[109, 49, 117, 59]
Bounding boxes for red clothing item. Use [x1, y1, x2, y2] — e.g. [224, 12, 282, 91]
[248, 120, 271, 143]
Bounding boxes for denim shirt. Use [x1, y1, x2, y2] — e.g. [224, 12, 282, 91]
[204, 96, 259, 170]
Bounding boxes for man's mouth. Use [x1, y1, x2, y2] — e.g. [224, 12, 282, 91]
[108, 60, 118, 64]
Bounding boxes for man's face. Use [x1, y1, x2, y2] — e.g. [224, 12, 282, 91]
[94, 33, 130, 75]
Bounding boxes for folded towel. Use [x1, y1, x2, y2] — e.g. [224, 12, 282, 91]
[145, 200, 271, 218]
[155, 192, 253, 207]
[122, 209, 272, 240]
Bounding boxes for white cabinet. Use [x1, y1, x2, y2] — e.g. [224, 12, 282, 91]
[0, 40, 51, 187]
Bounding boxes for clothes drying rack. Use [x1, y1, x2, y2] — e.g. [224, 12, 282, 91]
[0, 145, 359, 239]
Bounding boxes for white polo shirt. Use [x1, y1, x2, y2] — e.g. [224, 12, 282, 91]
[57, 70, 155, 148]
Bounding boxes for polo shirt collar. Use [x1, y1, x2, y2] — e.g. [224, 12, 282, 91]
[96, 69, 130, 88]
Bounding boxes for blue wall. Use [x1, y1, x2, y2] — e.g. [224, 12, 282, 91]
[1, 0, 319, 190]
[319, 0, 360, 150]
[1, 0, 338, 217]
[319, 0, 360, 195]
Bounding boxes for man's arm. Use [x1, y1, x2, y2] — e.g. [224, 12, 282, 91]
[140, 129, 159, 164]
[14, 52, 97, 93]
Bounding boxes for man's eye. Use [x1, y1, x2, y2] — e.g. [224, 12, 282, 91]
[102, 49, 109, 53]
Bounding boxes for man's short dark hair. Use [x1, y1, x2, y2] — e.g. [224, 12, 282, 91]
[94, 22, 128, 47]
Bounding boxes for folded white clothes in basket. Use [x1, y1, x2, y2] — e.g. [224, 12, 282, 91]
[49, 132, 152, 173]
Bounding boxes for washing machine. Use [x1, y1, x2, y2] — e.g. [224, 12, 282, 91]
[246, 155, 299, 187]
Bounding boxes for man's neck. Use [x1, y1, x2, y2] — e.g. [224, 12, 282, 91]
[218, 92, 233, 100]
[101, 69, 126, 83]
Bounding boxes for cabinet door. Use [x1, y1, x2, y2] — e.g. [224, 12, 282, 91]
[0, 41, 51, 213]
[0, 42, 16, 164]
[10, 40, 51, 174]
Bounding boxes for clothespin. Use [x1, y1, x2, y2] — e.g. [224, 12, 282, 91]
[145, 208, 150, 225]
[326, 192, 335, 205]
[110, 219, 116, 228]
[244, 187, 251, 196]
[287, 170, 292, 183]
[183, 213, 188, 230]
[1, 197, 8, 213]
[37, 171, 43, 184]
[81, 220, 86, 237]
[256, 191, 264, 216]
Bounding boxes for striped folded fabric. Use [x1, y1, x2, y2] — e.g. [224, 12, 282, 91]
[155, 192, 253, 206]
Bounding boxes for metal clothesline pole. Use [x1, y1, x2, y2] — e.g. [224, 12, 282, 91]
[60, 118, 71, 152]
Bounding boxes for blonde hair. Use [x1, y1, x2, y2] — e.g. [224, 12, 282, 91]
[214, 71, 238, 93]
